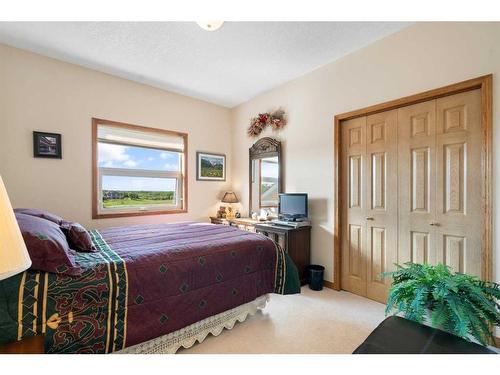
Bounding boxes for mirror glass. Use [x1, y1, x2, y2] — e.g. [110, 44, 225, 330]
[249, 138, 282, 216]
[251, 157, 279, 212]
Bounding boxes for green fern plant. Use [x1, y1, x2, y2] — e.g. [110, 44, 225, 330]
[383, 263, 500, 346]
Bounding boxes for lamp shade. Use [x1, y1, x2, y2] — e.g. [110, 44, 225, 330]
[0, 176, 31, 281]
[221, 191, 239, 204]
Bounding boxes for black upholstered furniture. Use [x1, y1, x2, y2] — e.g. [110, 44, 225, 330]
[353, 316, 496, 354]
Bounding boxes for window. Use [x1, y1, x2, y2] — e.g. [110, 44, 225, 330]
[92, 118, 188, 218]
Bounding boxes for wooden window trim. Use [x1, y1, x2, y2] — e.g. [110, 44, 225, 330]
[92, 118, 188, 219]
[332, 74, 493, 291]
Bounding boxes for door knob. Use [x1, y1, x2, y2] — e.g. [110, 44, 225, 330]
[429, 221, 440, 226]
[365, 217, 374, 221]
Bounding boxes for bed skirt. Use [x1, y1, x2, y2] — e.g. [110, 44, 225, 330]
[117, 294, 270, 354]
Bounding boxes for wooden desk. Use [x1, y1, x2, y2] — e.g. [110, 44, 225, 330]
[254, 223, 311, 286]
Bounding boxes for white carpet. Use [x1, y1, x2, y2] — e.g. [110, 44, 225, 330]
[180, 286, 386, 354]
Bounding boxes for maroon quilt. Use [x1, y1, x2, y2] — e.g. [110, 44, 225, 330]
[0, 222, 300, 353]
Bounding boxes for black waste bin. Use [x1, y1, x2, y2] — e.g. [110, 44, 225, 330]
[307, 265, 325, 291]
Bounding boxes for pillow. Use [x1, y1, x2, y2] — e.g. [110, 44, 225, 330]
[15, 213, 82, 276]
[61, 221, 96, 252]
[14, 208, 95, 253]
[14, 208, 63, 225]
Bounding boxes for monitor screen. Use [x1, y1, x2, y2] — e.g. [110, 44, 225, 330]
[279, 193, 308, 218]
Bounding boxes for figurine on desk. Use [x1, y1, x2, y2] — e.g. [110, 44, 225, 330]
[250, 208, 277, 222]
[258, 208, 269, 221]
[216, 206, 227, 218]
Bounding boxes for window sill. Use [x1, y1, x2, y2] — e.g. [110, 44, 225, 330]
[92, 208, 188, 219]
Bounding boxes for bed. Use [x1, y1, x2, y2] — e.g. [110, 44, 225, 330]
[0, 221, 300, 354]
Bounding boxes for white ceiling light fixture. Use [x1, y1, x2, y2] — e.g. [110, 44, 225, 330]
[196, 21, 224, 31]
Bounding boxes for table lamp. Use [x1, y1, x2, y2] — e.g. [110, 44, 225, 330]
[221, 191, 239, 219]
[0, 175, 31, 281]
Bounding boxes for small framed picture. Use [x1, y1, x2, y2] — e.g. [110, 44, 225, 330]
[33, 131, 62, 159]
[196, 152, 226, 181]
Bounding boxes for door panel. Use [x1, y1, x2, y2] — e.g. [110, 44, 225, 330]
[369, 226, 386, 283]
[443, 235, 466, 273]
[411, 231, 429, 264]
[365, 110, 398, 303]
[443, 142, 466, 214]
[435, 89, 482, 276]
[398, 100, 438, 266]
[341, 117, 367, 296]
[348, 224, 363, 277]
[371, 152, 386, 210]
[349, 155, 362, 208]
[411, 147, 430, 213]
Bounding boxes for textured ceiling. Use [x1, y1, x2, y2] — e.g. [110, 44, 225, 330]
[0, 22, 411, 107]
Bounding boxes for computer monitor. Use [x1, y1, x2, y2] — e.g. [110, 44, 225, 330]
[278, 193, 308, 220]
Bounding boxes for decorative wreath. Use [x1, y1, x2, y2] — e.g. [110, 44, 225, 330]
[247, 109, 287, 137]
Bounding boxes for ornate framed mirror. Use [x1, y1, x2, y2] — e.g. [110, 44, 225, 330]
[249, 137, 282, 215]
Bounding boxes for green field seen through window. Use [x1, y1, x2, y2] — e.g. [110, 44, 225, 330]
[102, 190, 175, 208]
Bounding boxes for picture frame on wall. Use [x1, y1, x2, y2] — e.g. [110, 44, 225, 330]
[33, 131, 62, 159]
[196, 152, 226, 181]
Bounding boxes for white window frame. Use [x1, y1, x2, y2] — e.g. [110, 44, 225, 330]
[92, 118, 188, 219]
[97, 166, 183, 215]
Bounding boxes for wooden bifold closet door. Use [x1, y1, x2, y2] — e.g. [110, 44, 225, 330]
[341, 89, 483, 303]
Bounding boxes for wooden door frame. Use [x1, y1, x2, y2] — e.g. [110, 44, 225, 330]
[333, 74, 493, 291]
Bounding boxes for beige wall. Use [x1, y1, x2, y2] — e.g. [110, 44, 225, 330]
[0, 43, 232, 229]
[230, 22, 500, 284]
